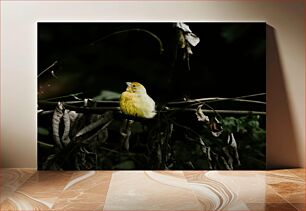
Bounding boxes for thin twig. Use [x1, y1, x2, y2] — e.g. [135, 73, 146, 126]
[90, 28, 164, 54]
[167, 93, 266, 105]
[38, 110, 54, 115]
[167, 108, 266, 115]
[41, 92, 84, 101]
[39, 100, 118, 105]
[100, 146, 121, 154]
[201, 103, 223, 120]
[208, 98, 265, 104]
[65, 104, 120, 113]
[38, 61, 58, 78]
[38, 141, 54, 148]
[186, 99, 265, 107]
[38, 101, 120, 113]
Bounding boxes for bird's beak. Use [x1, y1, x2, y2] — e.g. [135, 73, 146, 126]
[126, 82, 132, 86]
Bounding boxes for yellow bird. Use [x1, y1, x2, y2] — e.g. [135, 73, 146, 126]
[120, 82, 156, 119]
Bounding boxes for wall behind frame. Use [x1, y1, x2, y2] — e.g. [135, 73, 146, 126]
[1, 1, 304, 168]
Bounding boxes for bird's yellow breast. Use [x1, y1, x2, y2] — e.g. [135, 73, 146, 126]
[119, 91, 155, 118]
[120, 92, 143, 117]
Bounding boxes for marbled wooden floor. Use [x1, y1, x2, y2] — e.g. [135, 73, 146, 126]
[0, 169, 304, 210]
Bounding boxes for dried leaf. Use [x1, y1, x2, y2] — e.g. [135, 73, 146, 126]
[227, 133, 240, 166]
[185, 33, 200, 46]
[52, 102, 64, 149]
[220, 156, 231, 170]
[186, 45, 193, 55]
[175, 22, 192, 33]
[222, 146, 233, 169]
[227, 132, 237, 148]
[196, 105, 209, 122]
[207, 147, 212, 161]
[175, 22, 200, 50]
[68, 110, 78, 124]
[62, 109, 71, 146]
[209, 116, 223, 137]
[177, 30, 186, 48]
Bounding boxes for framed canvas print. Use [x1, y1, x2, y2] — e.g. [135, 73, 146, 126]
[37, 22, 266, 170]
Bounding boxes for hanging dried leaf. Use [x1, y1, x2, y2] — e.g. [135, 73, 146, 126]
[222, 146, 233, 170]
[175, 22, 200, 59]
[227, 133, 241, 166]
[207, 147, 212, 161]
[227, 132, 236, 148]
[62, 109, 71, 146]
[175, 22, 192, 33]
[186, 45, 193, 55]
[185, 33, 200, 47]
[209, 116, 223, 137]
[68, 110, 78, 125]
[220, 156, 231, 170]
[196, 105, 209, 123]
[177, 30, 187, 49]
[52, 102, 64, 149]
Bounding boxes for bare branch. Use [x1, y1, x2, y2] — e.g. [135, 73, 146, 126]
[167, 108, 266, 115]
[38, 141, 54, 149]
[167, 93, 266, 105]
[37, 92, 266, 115]
[41, 92, 83, 101]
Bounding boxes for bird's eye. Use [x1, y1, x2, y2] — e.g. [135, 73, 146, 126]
[132, 84, 136, 88]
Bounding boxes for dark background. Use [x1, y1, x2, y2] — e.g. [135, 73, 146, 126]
[38, 22, 266, 104]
